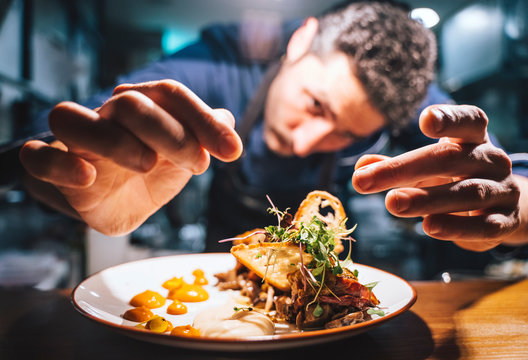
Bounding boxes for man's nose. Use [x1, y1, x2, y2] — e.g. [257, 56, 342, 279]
[291, 118, 334, 157]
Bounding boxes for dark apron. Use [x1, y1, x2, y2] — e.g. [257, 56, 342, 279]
[204, 61, 336, 252]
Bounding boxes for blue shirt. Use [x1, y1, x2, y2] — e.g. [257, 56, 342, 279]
[1, 22, 527, 248]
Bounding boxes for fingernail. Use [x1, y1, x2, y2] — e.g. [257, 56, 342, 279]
[431, 108, 445, 133]
[394, 190, 411, 213]
[141, 150, 157, 171]
[215, 109, 235, 128]
[219, 132, 241, 159]
[355, 166, 373, 191]
[426, 221, 441, 236]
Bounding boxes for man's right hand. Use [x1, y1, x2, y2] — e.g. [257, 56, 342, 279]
[19, 80, 243, 236]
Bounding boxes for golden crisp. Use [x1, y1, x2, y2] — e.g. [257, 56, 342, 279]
[230, 242, 312, 292]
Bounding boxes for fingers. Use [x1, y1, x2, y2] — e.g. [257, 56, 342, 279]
[96, 91, 211, 174]
[422, 211, 519, 251]
[21, 169, 81, 219]
[354, 154, 389, 170]
[419, 104, 489, 144]
[113, 80, 243, 162]
[351, 104, 521, 251]
[352, 142, 512, 194]
[385, 178, 521, 217]
[49, 80, 244, 177]
[49, 101, 159, 172]
[19, 140, 96, 188]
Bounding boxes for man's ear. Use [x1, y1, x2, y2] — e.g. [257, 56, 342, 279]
[286, 17, 319, 62]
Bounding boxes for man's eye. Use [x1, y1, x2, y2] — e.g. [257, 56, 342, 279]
[309, 97, 324, 115]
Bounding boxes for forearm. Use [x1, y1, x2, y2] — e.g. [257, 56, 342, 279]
[501, 174, 528, 246]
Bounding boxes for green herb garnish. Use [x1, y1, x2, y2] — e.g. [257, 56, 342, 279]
[364, 281, 379, 302]
[264, 196, 358, 317]
[367, 308, 385, 317]
[364, 281, 379, 290]
[312, 303, 324, 317]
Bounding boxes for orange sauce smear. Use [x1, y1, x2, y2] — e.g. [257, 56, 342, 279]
[126, 268, 209, 334]
[129, 290, 166, 309]
[162, 277, 183, 290]
[171, 325, 200, 337]
[167, 300, 188, 315]
[167, 282, 209, 302]
[192, 269, 208, 285]
[123, 306, 154, 322]
[165, 269, 209, 302]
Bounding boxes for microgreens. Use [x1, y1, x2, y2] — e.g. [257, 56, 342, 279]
[364, 281, 379, 303]
[219, 194, 378, 319]
[265, 215, 355, 278]
[264, 197, 359, 316]
[312, 303, 324, 317]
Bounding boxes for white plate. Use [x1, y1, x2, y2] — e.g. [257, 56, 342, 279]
[72, 253, 416, 351]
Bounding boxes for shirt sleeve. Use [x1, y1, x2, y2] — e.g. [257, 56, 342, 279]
[511, 153, 528, 178]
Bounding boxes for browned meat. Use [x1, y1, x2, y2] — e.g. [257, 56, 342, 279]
[239, 278, 260, 302]
[216, 261, 379, 330]
[277, 269, 378, 329]
[319, 294, 371, 309]
[331, 274, 380, 306]
[295, 303, 333, 329]
[325, 310, 371, 329]
[274, 295, 295, 322]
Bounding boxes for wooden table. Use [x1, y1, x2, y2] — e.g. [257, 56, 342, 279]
[0, 279, 527, 359]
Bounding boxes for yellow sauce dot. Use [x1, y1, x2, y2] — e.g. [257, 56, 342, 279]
[123, 306, 154, 322]
[192, 269, 204, 277]
[146, 316, 173, 333]
[168, 282, 209, 302]
[193, 275, 208, 285]
[167, 300, 188, 315]
[171, 325, 200, 337]
[162, 277, 183, 290]
[192, 268, 208, 285]
[130, 290, 166, 309]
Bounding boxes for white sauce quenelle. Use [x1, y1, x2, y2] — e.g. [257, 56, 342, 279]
[193, 302, 275, 338]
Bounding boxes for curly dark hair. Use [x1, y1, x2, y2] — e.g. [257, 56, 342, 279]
[310, 1, 437, 129]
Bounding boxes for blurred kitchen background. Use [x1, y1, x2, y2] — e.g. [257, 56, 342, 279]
[0, 0, 527, 289]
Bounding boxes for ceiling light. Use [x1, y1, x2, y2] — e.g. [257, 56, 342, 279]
[410, 7, 440, 28]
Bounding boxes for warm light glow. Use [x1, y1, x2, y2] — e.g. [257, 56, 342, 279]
[410, 7, 440, 28]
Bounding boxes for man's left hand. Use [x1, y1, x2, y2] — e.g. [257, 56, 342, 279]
[352, 104, 527, 252]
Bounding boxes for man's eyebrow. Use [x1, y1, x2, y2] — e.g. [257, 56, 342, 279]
[309, 88, 365, 140]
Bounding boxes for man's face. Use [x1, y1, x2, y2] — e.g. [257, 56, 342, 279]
[263, 51, 386, 157]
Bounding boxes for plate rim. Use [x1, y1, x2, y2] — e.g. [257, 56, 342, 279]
[71, 253, 417, 348]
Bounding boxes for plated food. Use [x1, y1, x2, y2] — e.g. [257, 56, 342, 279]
[116, 191, 385, 338]
[72, 190, 416, 350]
[72, 253, 416, 350]
[215, 191, 384, 330]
